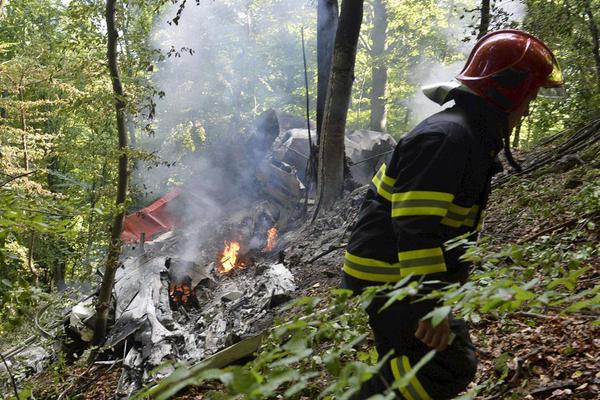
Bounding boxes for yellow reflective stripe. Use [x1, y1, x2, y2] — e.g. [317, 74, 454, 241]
[447, 203, 470, 215]
[390, 357, 416, 400]
[391, 192, 454, 218]
[440, 217, 462, 228]
[398, 247, 442, 261]
[343, 264, 404, 282]
[343, 252, 404, 282]
[392, 191, 454, 202]
[371, 164, 397, 201]
[475, 210, 485, 230]
[391, 356, 432, 400]
[397, 247, 446, 277]
[392, 207, 447, 217]
[372, 174, 393, 201]
[400, 263, 447, 277]
[402, 356, 432, 400]
[462, 205, 480, 227]
[377, 163, 396, 186]
[345, 251, 400, 268]
[441, 204, 481, 228]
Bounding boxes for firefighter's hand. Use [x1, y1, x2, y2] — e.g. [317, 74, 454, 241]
[415, 317, 450, 352]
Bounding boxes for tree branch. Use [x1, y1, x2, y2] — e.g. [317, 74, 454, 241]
[0, 170, 35, 187]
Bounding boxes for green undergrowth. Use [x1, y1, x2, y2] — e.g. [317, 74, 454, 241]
[137, 239, 597, 399]
[134, 159, 599, 399]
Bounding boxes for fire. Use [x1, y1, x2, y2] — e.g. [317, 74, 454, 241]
[169, 281, 191, 305]
[263, 226, 278, 252]
[219, 241, 243, 273]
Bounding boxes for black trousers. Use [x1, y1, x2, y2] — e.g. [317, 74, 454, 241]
[352, 295, 478, 400]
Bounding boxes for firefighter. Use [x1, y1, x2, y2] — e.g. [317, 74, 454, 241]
[342, 30, 564, 399]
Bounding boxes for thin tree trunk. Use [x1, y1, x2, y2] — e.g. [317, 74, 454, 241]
[512, 120, 522, 148]
[93, 0, 129, 346]
[53, 262, 66, 292]
[27, 232, 39, 286]
[18, 86, 29, 172]
[317, 0, 339, 143]
[441, 0, 455, 62]
[583, 0, 600, 83]
[314, 0, 364, 215]
[369, 0, 387, 132]
[478, 0, 490, 39]
[355, 64, 368, 128]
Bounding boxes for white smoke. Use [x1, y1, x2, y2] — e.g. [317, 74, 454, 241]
[406, 0, 527, 123]
[496, 0, 526, 25]
[132, 1, 316, 262]
[136, 0, 315, 198]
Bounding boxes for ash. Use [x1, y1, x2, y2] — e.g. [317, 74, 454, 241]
[111, 229, 296, 395]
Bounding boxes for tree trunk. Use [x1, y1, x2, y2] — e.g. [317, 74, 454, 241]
[369, 0, 387, 132]
[53, 262, 66, 292]
[27, 232, 39, 286]
[512, 119, 522, 148]
[583, 0, 600, 83]
[478, 0, 490, 39]
[317, 0, 339, 143]
[314, 0, 364, 214]
[93, 0, 129, 346]
[18, 86, 29, 172]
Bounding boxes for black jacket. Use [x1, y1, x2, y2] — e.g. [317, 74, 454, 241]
[343, 95, 505, 310]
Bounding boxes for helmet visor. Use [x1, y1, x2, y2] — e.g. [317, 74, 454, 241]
[539, 52, 565, 98]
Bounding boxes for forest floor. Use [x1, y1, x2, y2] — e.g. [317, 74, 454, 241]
[8, 125, 600, 400]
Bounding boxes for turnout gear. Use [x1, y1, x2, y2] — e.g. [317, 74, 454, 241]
[344, 105, 500, 290]
[349, 296, 478, 400]
[456, 29, 564, 112]
[343, 93, 505, 399]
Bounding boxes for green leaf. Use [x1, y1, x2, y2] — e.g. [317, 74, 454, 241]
[512, 286, 535, 301]
[423, 306, 451, 327]
[494, 352, 510, 380]
[378, 285, 418, 312]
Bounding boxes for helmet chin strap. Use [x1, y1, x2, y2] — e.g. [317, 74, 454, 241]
[502, 120, 522, 172]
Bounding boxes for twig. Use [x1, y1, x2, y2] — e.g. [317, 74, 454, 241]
[0, 351, 20, 399]
[516, 310, 597, 321]
[348, 149, 394, 167]
[0, 170, 35, 187]
[34, 302, 54, 339]
[94, 359, 123, 365]
[509, 347, 542, 386]
[514, 311, 557, 320]
[57, 364, 98, 400]
[517, 210, 599, 244]
[494, 118, 600, 186]
[308, 244, 346, 263]
[529, 380, 576, 397]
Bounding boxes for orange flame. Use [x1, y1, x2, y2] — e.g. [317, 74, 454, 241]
[263, 226, 278, 252]
[219, 241, 242, 273]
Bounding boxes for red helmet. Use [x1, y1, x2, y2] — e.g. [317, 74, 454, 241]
[456, 29, 564, 112]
